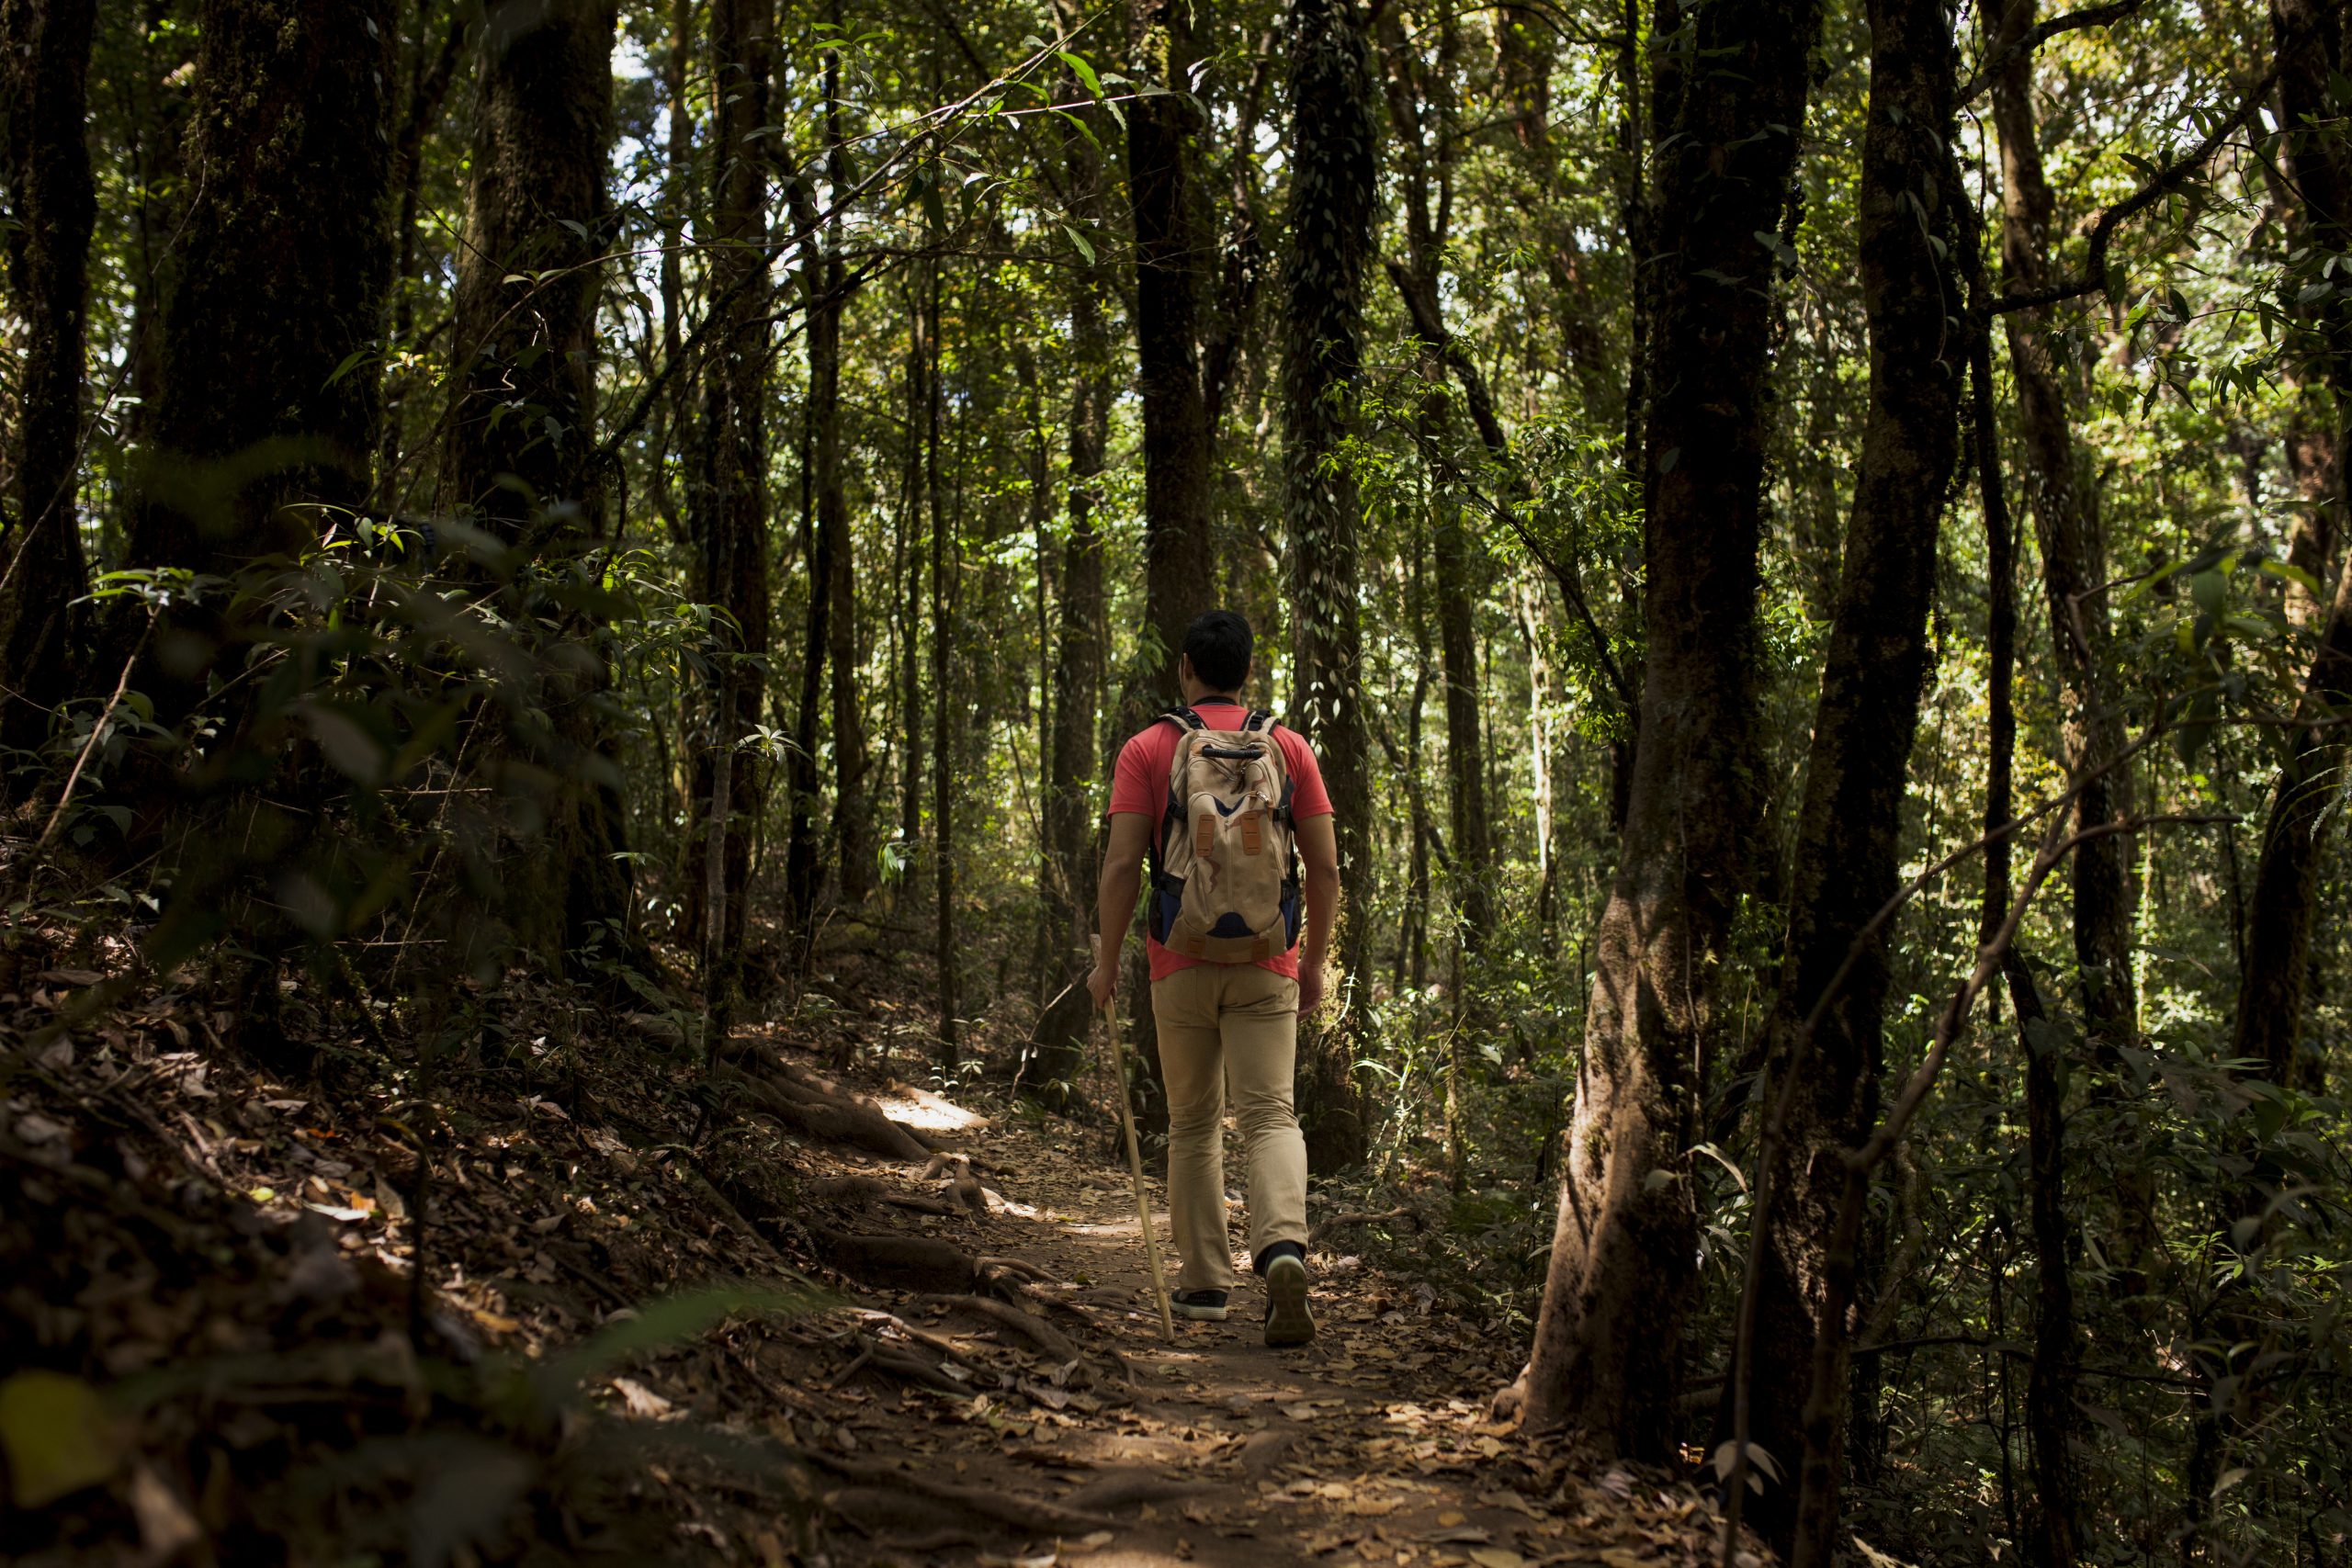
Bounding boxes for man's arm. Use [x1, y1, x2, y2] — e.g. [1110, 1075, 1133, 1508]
[1295, 813, 1340, 1016]
[1087, 812, 1154, 1005]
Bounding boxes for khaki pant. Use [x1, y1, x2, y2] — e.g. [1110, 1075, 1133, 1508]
[1151, 963, 1308, 1292]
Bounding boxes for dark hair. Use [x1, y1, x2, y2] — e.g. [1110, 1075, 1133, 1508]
[1182, 609, 1252, 693]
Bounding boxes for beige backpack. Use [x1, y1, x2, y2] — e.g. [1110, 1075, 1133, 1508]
[1148, 707, 1302, 963]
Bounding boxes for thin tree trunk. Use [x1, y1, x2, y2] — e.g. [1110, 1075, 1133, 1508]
[661, 0, 693, 377]
[783, 281, 834, 929]
[0, 0, 97, 773]
[1967, 243, 2086, 1568]
[1743, 0, 1963, 1545]
[1507, 0, 1822, 1461]
[1404, 533, 1433, 998]
[929, 260, 958, 1066]
[687, 0, 773, 962]
[1026, 68, 1115, 1095]
[1374, 4, 1494, 982]
[900, 299, 928, 854]
[378, 0, 465, 505]
[1984, 0, 2138, 1056]
[1282, 0, 1378, 1172]
[1434, 513, 1491, 951]
[821, 54, 870, 908]
[2233, 0, 2352, 1089]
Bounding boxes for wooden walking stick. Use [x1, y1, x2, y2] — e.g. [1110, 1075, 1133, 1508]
[1094, 936, 1176, 1340]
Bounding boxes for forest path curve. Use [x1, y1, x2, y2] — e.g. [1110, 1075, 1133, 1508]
[787, 1062, 1733, 1568]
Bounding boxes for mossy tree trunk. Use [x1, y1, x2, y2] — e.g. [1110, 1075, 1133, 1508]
[1282, 0, 1378, 1171]
[443, 0, 629, 975]
[1510, 0, 1821, 1460]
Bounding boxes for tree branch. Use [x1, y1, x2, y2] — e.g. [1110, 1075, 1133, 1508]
[1989, 64, 2281, 316]
[1957, 0, 2144, 106]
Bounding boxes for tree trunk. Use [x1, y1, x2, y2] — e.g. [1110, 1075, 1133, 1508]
[379, 0, 466, 498]
[1281, 0, 1377, 1173]
[1971, 228, 2086, 1568]
[1117, 0, 1221, 1120]
[783, 275, 836, 931]
[1508, 0, 1821, 1460]
[780, 62, 859, 931]
[127, 0, 394, 578]
[1125, 0, 1218, 700]
[2233, 0, 2352, 1089]
[900, 300, 928, 854]
[687, 0, 774, 961]
[661, 0, 693, 377]
[1984, 0, 2138, 1055]
[823, 54, 871, 909]
[929, 260, 959, 1066]
[107, 0, 392, 1008]
[1435, 513, 1491, 956]
[1743, 0, 1963, 1547]
[1373, 4, 1493, 974]
[442, 0, 628, 971]
[0, 0, 97, 775]
[1027, 81, 1115, 1097]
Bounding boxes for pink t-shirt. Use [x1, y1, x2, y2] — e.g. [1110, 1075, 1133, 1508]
[1108, 698, 1333, 982]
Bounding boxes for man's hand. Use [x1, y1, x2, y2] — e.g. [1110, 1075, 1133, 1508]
[1087, 955, 1120, 1009]
[1297, 956, 1326, 1018]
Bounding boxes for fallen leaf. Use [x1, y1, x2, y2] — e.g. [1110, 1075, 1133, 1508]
[128, 1463, 201, 1555]
[1465, 1551, 1525, 1568]
[612, 1378, 673, 1417]
[14, 1112, 67, 1145]
[0, 1371, 119, 1506]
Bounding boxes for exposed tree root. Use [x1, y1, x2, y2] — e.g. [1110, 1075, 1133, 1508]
[845, 1330, 969, 1393]
[720, 1065, 934, 1162]
[777, 1062, 952, 1152]
[976, 1255, 1062, 1287]
[923, 1293, 1080, 1361]
[815, 1229, 987, 1292]
[853, 1307, 978, 1368]
[809, 1175, 959, 1217]
[804, 1454, 1118, 1535]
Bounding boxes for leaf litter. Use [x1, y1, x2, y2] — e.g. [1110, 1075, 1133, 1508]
[0, 934, 1762, 1566]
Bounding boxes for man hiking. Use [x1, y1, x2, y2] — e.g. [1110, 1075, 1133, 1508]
[1087, 609, 1340, 1347]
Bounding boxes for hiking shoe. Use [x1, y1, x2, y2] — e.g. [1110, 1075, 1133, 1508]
[1171, 1289, 1230, 1322]
[1263, 1254, 1316, 1347]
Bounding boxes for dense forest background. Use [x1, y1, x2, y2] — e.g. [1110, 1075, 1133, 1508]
[6, 0, 2352, 1562]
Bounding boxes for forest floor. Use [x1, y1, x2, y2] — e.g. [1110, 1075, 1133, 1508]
[0, 932, 1759, 1568]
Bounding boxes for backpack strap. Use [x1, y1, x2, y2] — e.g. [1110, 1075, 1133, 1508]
[1242, 709, 1274, 733]
[1154, 715, 1201, 877]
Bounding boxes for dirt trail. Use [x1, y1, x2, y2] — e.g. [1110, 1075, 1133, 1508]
[789, 1068, 1734, 1568]
[0, 957, 1744, 1567]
